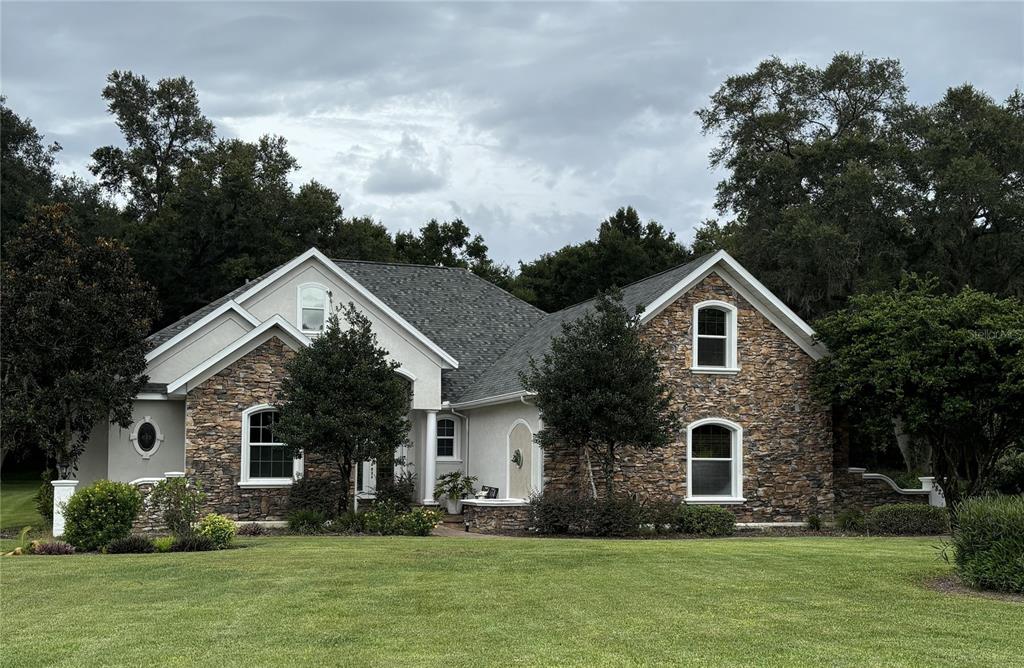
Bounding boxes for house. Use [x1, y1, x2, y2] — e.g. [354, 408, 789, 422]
[65, 247, 936, 532]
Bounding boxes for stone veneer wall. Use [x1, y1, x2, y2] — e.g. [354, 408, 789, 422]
[185, 337, 327, 521]
[544, 273, 833, 523]
[131, 482, 165, 534]
[464, 504, 531, 534]
[833, 470, 930, 514]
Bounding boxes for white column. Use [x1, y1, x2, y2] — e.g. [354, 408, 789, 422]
[423, 410, 438, 504]
[919, 477, 946, 508]
[51, 480, 79, 537]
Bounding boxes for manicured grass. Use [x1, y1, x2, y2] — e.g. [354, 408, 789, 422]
[0, 479, 45, 531]
[2, 536, 1022, 666]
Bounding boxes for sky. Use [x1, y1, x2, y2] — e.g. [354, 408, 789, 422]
[2, 2, 1022, 267]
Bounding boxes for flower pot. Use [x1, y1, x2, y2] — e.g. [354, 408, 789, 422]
[445, 498, 462, 514]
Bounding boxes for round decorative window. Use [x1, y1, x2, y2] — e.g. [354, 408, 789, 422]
[130, 417, 164, 459]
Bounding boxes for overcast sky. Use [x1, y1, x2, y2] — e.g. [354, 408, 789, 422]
[3, 2, 1022, 266]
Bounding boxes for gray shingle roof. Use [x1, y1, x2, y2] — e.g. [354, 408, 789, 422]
[455, 253, 713, 403]
[146, 252, 713, 404]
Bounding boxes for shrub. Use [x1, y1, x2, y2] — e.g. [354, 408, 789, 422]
[287, 476, 342, 516]
[288, 509, 327, 535]
[398, 507, 444, 536]
[950, 495, 1024, 594]
[332, 512, 366, 534]
[34, 481, 54, 521]
[644, 499, 682, 534]
[149, 477, 205, 538]
[375, 471, 416, 511]
[991, 450, 1024, 495]
[835, 508, 866, 532]
[153, 536, 174, 552]
[806, 514, 822, 531]
[106, 535, 156, 554]
[677, 505, 735, 537]
[529, 491, 594, 535]
[363, 500, 403, 535]
[866, 504, 949, 535]
[62, 480, 142, 551]
[196, 513, 236, 548]
[591, 495, 644, 537]
[170, 535, 216, 552]
[236, 522, 266, 537]
[29, 540, 75, 555]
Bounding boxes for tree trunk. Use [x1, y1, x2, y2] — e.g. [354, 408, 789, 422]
[603, 442, 616, 498]
[893, 416, 931, 473]
[337, 459, 353, 516]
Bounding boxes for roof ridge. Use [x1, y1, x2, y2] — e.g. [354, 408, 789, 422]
[332, 257, 465, 270]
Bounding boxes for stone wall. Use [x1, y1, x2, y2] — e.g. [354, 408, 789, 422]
[185, 337, 327, 521]
[544, 273, 833, 523]
[131, 482, 165, 534]
[464, 504, 531, 534]
[833, 470, 930, 514]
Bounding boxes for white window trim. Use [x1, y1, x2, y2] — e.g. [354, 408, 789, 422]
[130, 416, 164, 460]
[686, 417, 745, 503]
[297, 282, 330, 335]
[691, 300, 740, 374]
[239, 404, 302, 488]
[436, 415, 461, 462]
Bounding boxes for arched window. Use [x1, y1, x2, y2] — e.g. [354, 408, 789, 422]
[298, 284, 328, 333]
[436, 417, 459, 461]
[692, 301, 738, 372]
[686, 419, 743, 502]
[240, 406, 302, 486]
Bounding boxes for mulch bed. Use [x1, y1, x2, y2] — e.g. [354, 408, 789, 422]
[925, 574, 1024, 603]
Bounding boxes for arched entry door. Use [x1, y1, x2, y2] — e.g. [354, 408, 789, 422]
[507, 421, 536, 499]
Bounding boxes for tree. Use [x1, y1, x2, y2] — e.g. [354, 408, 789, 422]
[0, 204, 160, 476]
[90, 71, 215, 220]
[696, 53, 1024, 320]
[275, 306, 412, 514]
[515, 207, 690, 312]
[813, 277, 1024, 510]
[1, 98, 59, 248]
[520, 290, 680, 496]
[395, 218, 514, 289]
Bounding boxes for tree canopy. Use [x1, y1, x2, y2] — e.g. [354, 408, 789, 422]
[520, 291, 680, 496]
[813, 277, 1024, 509]
[275, 306, 412, 513]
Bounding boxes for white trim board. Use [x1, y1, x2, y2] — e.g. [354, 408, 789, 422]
[234, 247, 459, 369]
[146, 300, 260, 363]
[166, 316, 310, 396]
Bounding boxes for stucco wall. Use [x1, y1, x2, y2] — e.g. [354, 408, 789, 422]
[544, 272, 833, 523]
[106, 400, 186, 483]
[240, 259, 444, 409]
[76, 421, 109, 485]
[464, 402, 541, 499]
[146, 311, 254, 384]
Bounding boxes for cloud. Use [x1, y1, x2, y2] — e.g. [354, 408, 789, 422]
[363, 133, 450, 195]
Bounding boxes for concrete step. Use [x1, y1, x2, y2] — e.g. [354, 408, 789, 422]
[441, 514, 464, 525]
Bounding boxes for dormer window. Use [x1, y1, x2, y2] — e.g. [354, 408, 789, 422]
[692, 301, 738, 373]
[298, 284, 328, 333]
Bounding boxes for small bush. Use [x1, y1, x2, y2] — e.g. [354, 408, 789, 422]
[287, 476, 342, 516]
[951, 495, 1024, 594]
[170, 535, 216, 552]
[835, 508, 866, 532]
[806, 514, 822, 531]
[106, 535, 156, 554]
[677, 505, 735, 537]
[644, 499, 682, 534]
[29, 540, 75, 555]
[590, 496, 644, 537]
[34, 482, 54, 522]
[375, 471, 416, 511]
[398, 507, 444, 536]
[288, 509, 327, 535]
[866, 504, 949, 535]
[153, 536, 174, 552]
[196, 513, 236, 548]
[363, 500, 403, 535]
[991, 450, 1024, 495]
[529, 491, 594, 535]
[149, 477, 205, 538]
[63, 480, 143, 551]
[332, 512, 366, 534]
[236, 522, 266, 537]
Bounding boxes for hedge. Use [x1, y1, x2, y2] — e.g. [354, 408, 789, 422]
[866, 504, 949, 535]
[951, 495, 1024, 594]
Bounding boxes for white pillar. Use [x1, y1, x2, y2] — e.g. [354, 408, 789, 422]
[51, 480, 79, 537]
[423, 410, 438, 505]
[919, 477, 946, 508]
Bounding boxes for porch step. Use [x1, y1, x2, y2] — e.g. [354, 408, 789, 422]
[441, 514, 464, 525]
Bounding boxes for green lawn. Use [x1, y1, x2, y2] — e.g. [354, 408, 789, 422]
[0, 479, 44, 531]
[2, 536, 1021, 667]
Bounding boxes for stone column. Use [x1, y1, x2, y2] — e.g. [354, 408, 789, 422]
[51, 480, 79, 537]
[423, 410, 438, 505]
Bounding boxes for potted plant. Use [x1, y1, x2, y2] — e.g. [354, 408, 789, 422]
[434, 471, 478, 514]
